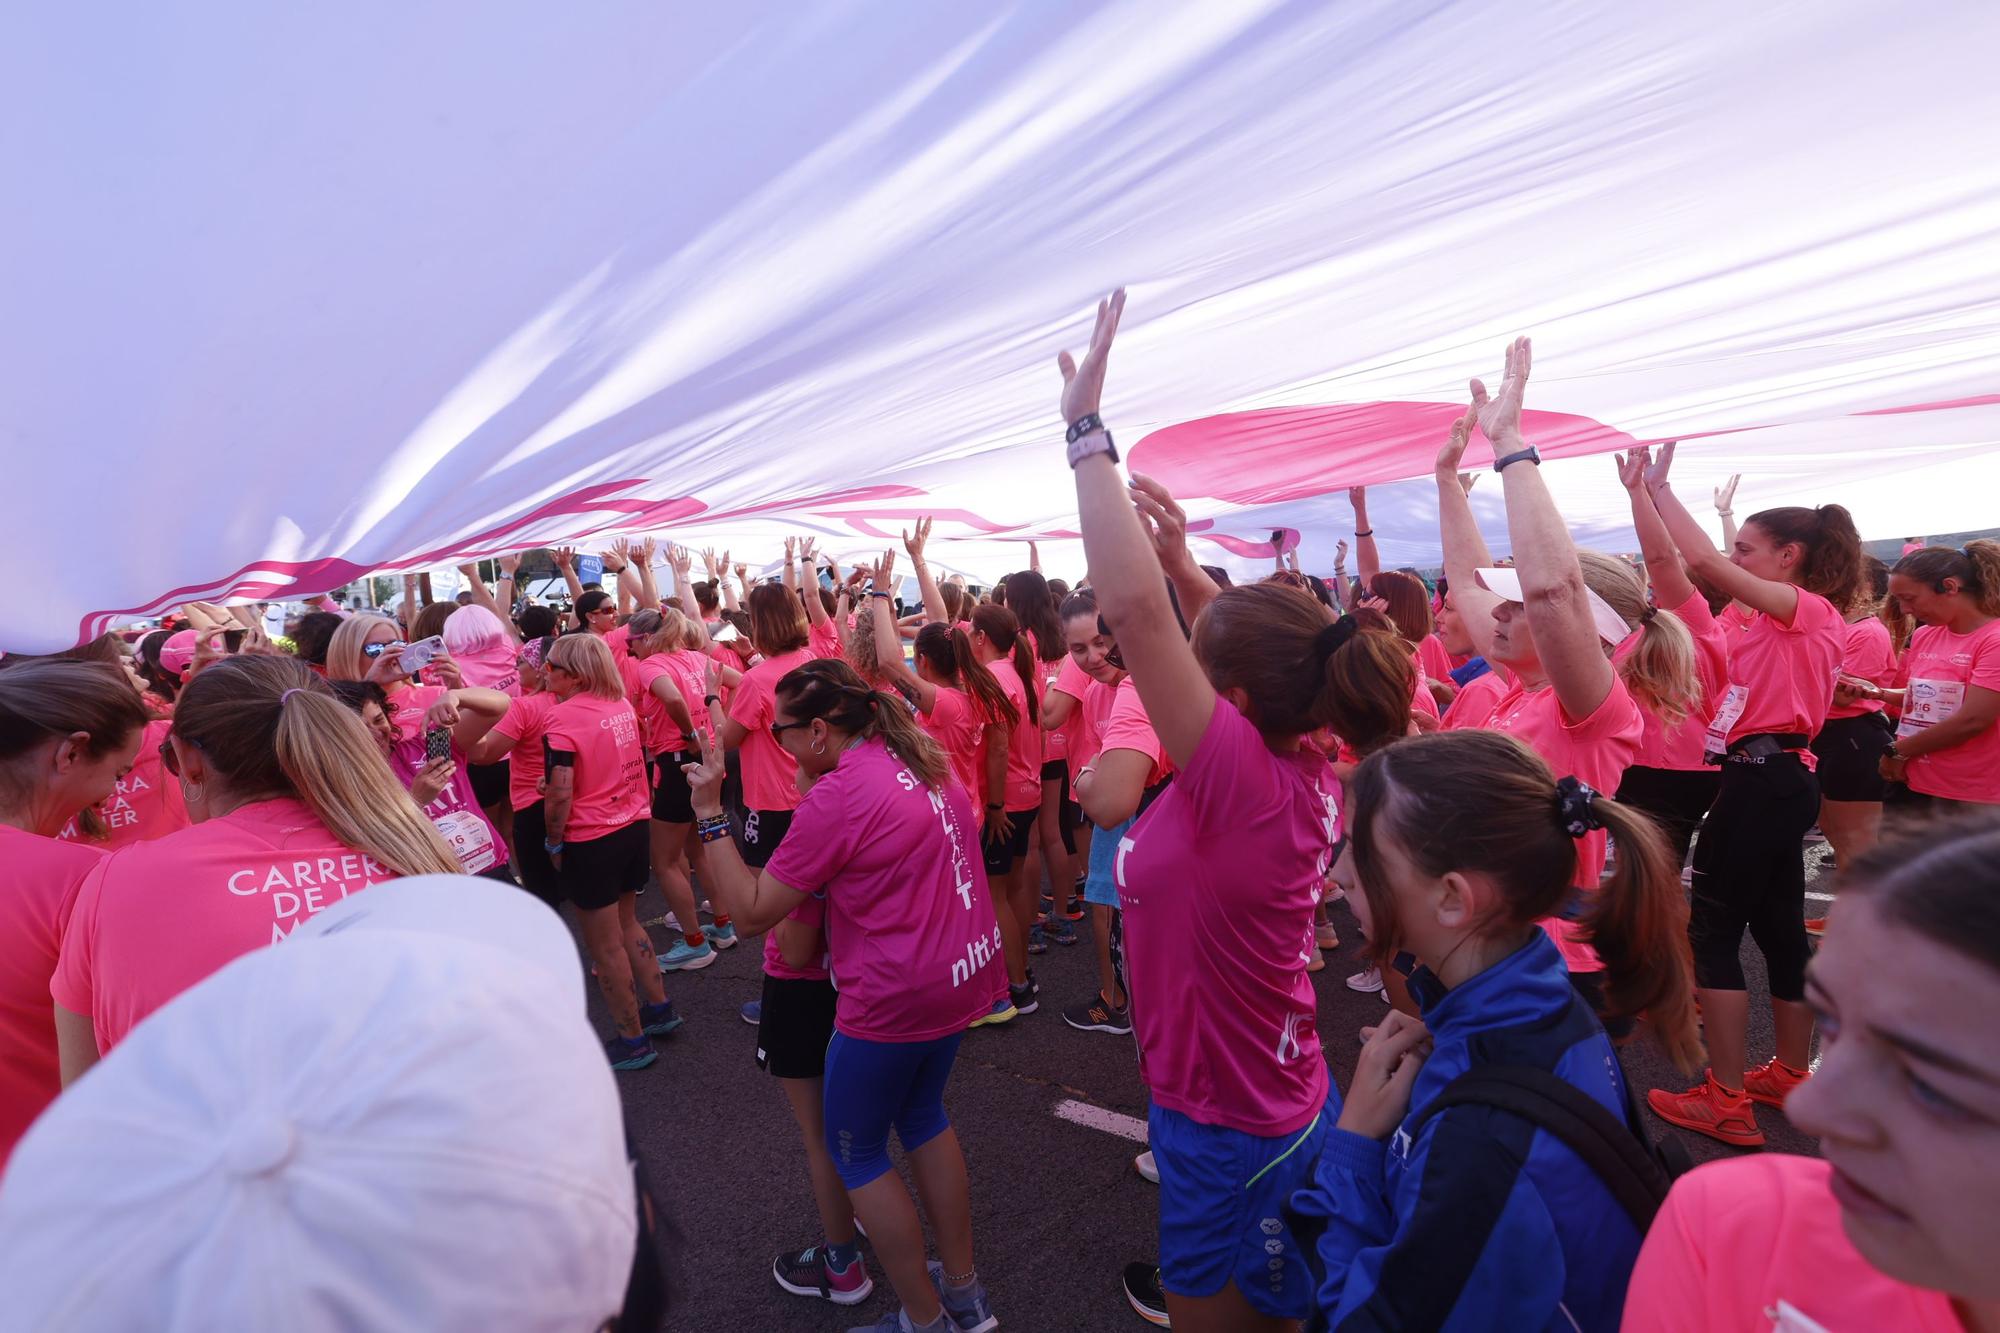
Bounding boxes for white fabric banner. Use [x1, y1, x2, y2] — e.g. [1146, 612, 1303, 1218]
[4, 1, 1998, 650]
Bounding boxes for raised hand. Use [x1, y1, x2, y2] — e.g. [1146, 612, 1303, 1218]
[363, 645, 408, 687]
[683, 728, 727, 818]
[1459, 472, 1478, 495]
[1348, 486, 1367, 510]
[784, 536, 797, 562]
[800, 537, 819, 565]
[1644, 440, 1677, 491]
[635, 537, 658, 566]
[499, 552, 522, 577]
[1469, 336, 1531, 449]
[874, 549, 897, 591]
[1436, 400, 1478, 475]
[1056, 288, 1126, 426]
[429, 653, 464, 689]
[553, 546, 576, 572]
[670, 543, 693, 574]
[1128, 473, 1191, 569]
[701, 547, 719, 578]
[1714, 472, 1740, 514]
[423, 694, 462, 732]
[1334, 538, 1350, 566]
[903, 516, 932, 561]
[1616, 446, 1650, 492]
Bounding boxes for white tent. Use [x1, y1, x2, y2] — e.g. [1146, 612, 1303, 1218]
[4, 1, 1998, 650]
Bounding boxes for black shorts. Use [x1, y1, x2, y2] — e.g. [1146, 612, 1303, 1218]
[1040, 758, 1067, 783]
[1810, 712, 1895, 802]
[559, 821, 650, 911]
[650, 748, 696, 824]
[511, 801, 561, 907]
[756, 974, 838, 1080]
[738, 807, 795, 869]
[982, 808, 1038, 876]
[468, 757, 511, 809]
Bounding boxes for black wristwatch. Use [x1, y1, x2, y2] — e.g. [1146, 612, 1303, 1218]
[703, 693, 720, 706]
[1494, 445, 1541, 472]
[1066, 414, 1118, 469]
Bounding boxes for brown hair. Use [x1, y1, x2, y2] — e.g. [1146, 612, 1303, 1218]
[544, 633, 624, 701]
[1323, 608, 1417, 757]
[747, 583, 809, 656]
[1367, 570, 1434, 646]
[170, 656, 458, 876]
[777, 658, 949, 789]
[1003, 571, 1065, 664]
[1193, 584, 1403, 740]
[1577, 550, 1702, 729]
[1348, 730, 1701, 1073]
[0, 661, 153, 837]
[692, 580, 720, 616]
[1864, 556, 1913, 651]
[969, 604, 1037, 725]
[1893, 539, 2000, 618]
[1840, 808, 2000, 972]
[939, 583, 967, 624]
[410, 601, 455, 642]
[1745, 504, 1864, 609]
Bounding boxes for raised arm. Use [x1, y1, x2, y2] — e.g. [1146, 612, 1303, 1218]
[1479, 337, 1613, 720]
[1618, 447, 1695, 610]
[1029, 539, 1042, 574]
[634, 538, 661, 611]
[553, 547, 584, 630]
[1645, 445, 1799, 623]
[903, 518, 949, 624]
[1062, 290, 1214, 768]
[1351, 487, 1381, 585]
[1434, 407, 1503, 661]
[869, 553, 938, 711]
[1128, 473, 1221, 628]
[1714, 473, 1741, 553]
[799, 539, 832, 628]
[668, 545, 707, 639]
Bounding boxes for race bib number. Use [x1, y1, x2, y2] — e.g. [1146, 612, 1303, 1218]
[1896, 677, 1964, 740]
[434, 809, 498, 874]
[1702, 683, 1750, 761]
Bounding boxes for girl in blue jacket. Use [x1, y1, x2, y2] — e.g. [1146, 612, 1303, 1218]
[1293, 729, 1702, 1331]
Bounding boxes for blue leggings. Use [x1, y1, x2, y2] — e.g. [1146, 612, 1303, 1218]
[822, 1031, 963, 1189]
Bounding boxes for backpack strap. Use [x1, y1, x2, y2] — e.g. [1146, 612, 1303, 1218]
[1407, 1064, 1672, 1231]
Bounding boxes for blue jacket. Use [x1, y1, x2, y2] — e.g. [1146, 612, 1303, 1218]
[1292, 932, 1642, 1331]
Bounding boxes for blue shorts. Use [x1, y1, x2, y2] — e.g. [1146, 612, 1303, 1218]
[822, 1031, 963, 1189]
[1151, 1096, 1332, 1319]
[1083, 814, 1134, 908]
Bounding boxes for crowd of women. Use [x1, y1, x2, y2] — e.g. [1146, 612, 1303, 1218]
[0, 297, 1995, 1332]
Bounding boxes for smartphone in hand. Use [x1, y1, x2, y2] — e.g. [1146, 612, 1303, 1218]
[402, 635, 447, 675]
[425, 723, 452, 763]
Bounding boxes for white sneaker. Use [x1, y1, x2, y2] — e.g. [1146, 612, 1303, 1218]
[1134, 1150, 1159, 1184]
[1346, 966, 1385, 994]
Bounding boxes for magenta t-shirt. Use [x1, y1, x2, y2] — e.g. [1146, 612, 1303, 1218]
[767, 738, 1004, 1040]
[0, 826, 104, 1172]
[387, 736, 503, 874]
[1116, 699, 1337, 1136]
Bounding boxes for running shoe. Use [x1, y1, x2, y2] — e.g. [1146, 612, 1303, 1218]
[605, 1033, 656, 1071]
[1122, 1262, 1171, 1328]
[1010, 980, 1039, 1016]
[1314, 923, 1340, 950]
[708, 920, 740, 950]
[1062, 993, 1133, 1036]
[1743, 1058, 1811, 1109]
[657, 938, 716, 972]
[847, 1310, 939, 1332]
[1027, 924, 1049, 955]
[1325, 885, 1346, 904]
[1305, 950, 1326, 974]
[1346, 966, 1385, 994]
[926, 1260, 1000, 1333]
[1054, 903, 1085, 923]
[970, 996, 1018, 1028]
[639, 1000, 683, 1036]
[1803, 914, 1828, 938]
[1646, 1073, 1765, 1147]
[1049, 918, 1080, 946]
[1133, 1149, 1159, 1184]
[773, 1244, 874, 1306]
[740, 999, 763, 1025]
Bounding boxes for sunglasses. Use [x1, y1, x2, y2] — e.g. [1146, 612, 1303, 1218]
[770, 718, 811, 738]
[587, 607, 616, 618]
[157, 734, 201, 778]
[361, 640, 399, 659]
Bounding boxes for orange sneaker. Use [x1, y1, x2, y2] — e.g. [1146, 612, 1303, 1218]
[1804, 915, 1828, 938]
[1647, 1073, 1765, 1147]
[1742, 1059, 1810, 1109]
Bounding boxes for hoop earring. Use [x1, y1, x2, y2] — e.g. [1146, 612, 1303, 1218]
[811, 739, 825, 755]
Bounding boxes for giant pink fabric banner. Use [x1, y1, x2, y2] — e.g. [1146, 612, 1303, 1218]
[3, 2, 1998, 650]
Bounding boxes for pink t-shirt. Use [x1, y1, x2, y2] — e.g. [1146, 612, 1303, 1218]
[1621, 1154, 1962, 1333]
[767, 738, 1005, 1038]
[1050, 654, 1096, 781]
[761, 888, 830, 983]
[628, 655, 692, 754]
[662, 649, 713, 745]
[1894, 619, 2000, 804]
[1827, 616, 1895, 721]
[1614, 589, 1730, 771]
[1443, 668, 1509, 732]
[58, 717, 189, 848]
[987, 658, 1043, 811]
[383, 683, 451, 745]
[918, 685, 984, 798]
[1489, 676, 1644, 972]
[387, 735, 503, 874]
[1031, 652, 1071, 764]
[52, 797, 398, 1053]
[602, 624, 632, 664]
[1416, 633, 1455, 686]
[1705, 590, 1844, 758]
[494, 690, 558, 811]
[1074, 676, 1121, 771]
[1116, 699, 1336, 1136]
[0, 826, 104, 1172]
[451, 639, 521, 697]
[543, 694, 649, 842]
[807, 617, 843, 661]
[1098, 677, 1171, 787]
[729, 647, 815, 811]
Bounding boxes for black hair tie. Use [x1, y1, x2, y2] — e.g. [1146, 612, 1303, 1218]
[1553, 776, 1603, 838]
[1312, 616, 1359, 667]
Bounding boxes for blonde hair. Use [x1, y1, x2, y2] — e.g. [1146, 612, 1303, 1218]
[844, 603, 884, 681]
[545, 633, 624, 701]
[1578, 551, 1702, 729]
[172, 656, 459, 876]
[325, 615, 395, 683]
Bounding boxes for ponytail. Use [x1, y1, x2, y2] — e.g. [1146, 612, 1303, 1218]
[1747, 504, 1864, 609]
[1319, 610, 1416, 757]
[1578, 796, 1702, 1073]
[1894, 539, 2000, 618]
[777, 658, 951, 789]
[965, 607, 1028, 728]
[1577, 550, 1701, 728]
[173, 656, 459, 877]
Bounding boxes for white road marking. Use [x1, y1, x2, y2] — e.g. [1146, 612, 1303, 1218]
[1053, 1098, 1149, 1144]
[1805, 891, 1835, 902]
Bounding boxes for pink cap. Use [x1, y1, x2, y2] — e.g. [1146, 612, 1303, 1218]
[157, 629, 200, 680]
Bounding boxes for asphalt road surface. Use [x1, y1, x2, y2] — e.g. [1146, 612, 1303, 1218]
[595, 847, 1832, 1333]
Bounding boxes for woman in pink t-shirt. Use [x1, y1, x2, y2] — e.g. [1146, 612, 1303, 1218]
[51, 656, 459, 1078]
[1004, 569, 1080, 948]
[325, 614, 466, 745]
[442, 601, 523, 861]
[966, 602, 1044, 1018]
[538, 633, 678, 1072]
[687, 657, 1004, 1333]
[720, 584, 817, 867]
[1642, 441, 1861, 1147]
[468, 636, 564, 909]
[1857, 541, 2000, 811]
[865, 562, 1013, 808]
[0, 661, 149, 1170]
[1624, 814, 2000, 1333]
[1809, 557, 1901, 871]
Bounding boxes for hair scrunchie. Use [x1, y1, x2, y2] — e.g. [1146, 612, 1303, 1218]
[1312, 616, 1359, 668]
[278, 688, 306, 707]
[1553, 775, 1603, 839]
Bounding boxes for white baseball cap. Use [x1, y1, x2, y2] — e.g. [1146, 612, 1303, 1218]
[1476, 566, 1633, 647]
[0, 887, 635, 1333]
